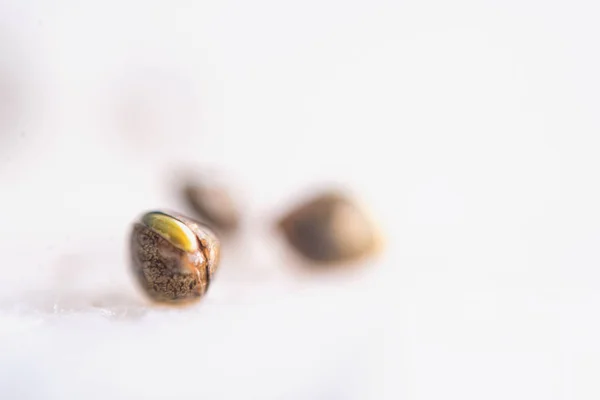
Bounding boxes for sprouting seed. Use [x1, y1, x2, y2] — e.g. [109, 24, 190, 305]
[130, 211, 220, 305]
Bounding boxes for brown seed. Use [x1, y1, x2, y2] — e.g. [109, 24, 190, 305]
[277, 191, 382, 265]
[129, 211, 220, 305]
[184, 181, 240, 234]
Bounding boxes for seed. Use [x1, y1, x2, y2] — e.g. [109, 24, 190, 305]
[277, 192, 382, 265]
[130, 211, 220, 305]
[183, 181, 240, 234]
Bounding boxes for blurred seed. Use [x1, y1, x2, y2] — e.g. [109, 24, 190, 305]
[184, 181, 240, 234]
[130, 211, 220, 305]
[277, 191, 383, 265]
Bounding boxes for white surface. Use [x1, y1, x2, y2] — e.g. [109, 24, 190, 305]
[0, 0, 599, 399]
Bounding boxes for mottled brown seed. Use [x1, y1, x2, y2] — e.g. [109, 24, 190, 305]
[130, 211, 220, 305]
[278, 192, 382, 265]
[184, 182, 240, 233]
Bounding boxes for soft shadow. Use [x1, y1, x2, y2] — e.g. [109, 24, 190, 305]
[0, 289, 149, 321]
[0, 252, 149, 320]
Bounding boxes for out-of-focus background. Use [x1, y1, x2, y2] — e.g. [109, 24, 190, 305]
[0, 0, 599, 399]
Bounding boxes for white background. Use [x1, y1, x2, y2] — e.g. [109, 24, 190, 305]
[0, 0, 599, 398]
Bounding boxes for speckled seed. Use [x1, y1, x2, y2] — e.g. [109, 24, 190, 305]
[184, 182, 240, 233]
[130, 211, 220, 305]
[278, 192, 382, 265]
